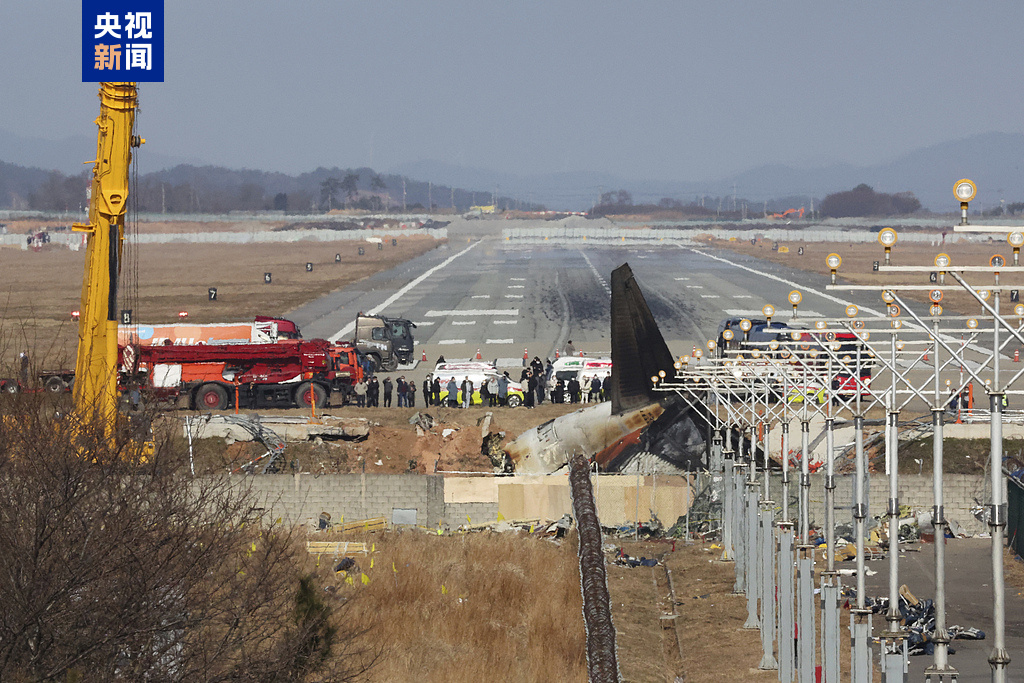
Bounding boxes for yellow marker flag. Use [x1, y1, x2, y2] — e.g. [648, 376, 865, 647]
[370, 557, 375, 569]
[496, 512, 505, 522]
[392, 561, 397, 574]
[371, 543, 375, 553]
[466, 515, 472, 524]
[529, 524, 535, 533]
[361, 573, 370, 585]
[345, 576, 354, 586]
[437, 527, 443, 536]
[275, 517, 282, 525]
[441, 585, 447, 595]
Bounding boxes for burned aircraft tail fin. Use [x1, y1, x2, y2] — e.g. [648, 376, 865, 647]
[609, 263, 676, 414]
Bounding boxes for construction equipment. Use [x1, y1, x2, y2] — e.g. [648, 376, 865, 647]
[354, 313, 415, 371]
[72, 82, 142, 438]
[135, 338, 348, 410]
[118, 315, 301, 346]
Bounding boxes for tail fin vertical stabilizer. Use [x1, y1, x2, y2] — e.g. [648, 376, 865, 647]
[609, 263, 676, 414]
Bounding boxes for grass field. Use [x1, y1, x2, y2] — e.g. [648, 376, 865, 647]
[0, 232, 441, 369]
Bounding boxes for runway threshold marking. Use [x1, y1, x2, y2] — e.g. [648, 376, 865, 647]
[328, 241, 481, 342]
[494, 320, 517, 325]
[578, 251, 612, 296]
[508, 285, 525, 289]
[505, 294, 524, 299]
[471, 294, 490, 299]
[486, 338, 514, 344]
[452, 321, 476, 326]
[438, 339, 466, 345]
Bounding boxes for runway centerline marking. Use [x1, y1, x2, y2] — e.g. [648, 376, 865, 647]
[505, 294, 524, 299]
[437, 339, 466, 345]
[471, 294, 490, 299]
[329, 240, 481, 341]
[425, 309, 519, 317]
[494, 320, 517, 325]
[486, 339, 514, 344]
[452, 320, 476, 326]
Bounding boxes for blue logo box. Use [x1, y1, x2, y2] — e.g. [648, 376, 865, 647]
[82, 0, 163, 82]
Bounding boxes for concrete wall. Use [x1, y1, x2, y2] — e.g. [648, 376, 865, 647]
[762, 472, 996, 535]
[218, 470, 995, 534]
[224, 472, 697, 529]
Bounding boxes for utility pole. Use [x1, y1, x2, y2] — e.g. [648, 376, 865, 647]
[402, 178, 407, 213]
[428, 182, 432, 212]
[450, 187, 455, 211]
[161, 184, 165, 214]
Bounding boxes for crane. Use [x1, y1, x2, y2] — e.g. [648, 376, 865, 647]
[72, 82, 142, 439]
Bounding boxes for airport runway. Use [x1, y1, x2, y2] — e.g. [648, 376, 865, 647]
[290, 237, 893, 365]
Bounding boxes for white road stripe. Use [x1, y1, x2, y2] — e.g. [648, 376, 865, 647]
[733, 295, 753, 299]
[505, 294, 524, 299]
[686, 285, 704, 289]
[471, 294, 490, 299]
[412, 321, 434, 326]
[452, 320, 476, 326]
[674, 277, 690, 281]
[701, 294, 720, 298]
[723, 308, 824, 318]
[486, 339, 514, 344]
[438, 339, 466, 345]
[494, 320, 517, 325]
[508, 285, 525, 289]
[329, 241, 480, 341]
[510, 278, 526, 281]
[425, 309, 519, 317]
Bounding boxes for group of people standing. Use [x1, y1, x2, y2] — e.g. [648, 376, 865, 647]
[518, 355, 608, 408]
[349, 375, 419, 407]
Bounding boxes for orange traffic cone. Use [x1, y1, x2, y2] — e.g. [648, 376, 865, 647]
[476, 348, 482, 360]
[1015, 349, 1020, 363]
[523, 348, 528, 366]
[555, 349, 560, 359]
[421, 349, 427, 362]
[923, 350, 929, 362]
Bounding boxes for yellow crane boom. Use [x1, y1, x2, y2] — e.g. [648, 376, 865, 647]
[72, 82, 141, 436]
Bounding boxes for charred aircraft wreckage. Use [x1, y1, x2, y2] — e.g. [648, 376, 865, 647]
[506, 264, 711, 474]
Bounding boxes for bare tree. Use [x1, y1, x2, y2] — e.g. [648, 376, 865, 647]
[340, 174, 360, 209]
[0, 391, 378, 681]
[320, 177, 342, 211]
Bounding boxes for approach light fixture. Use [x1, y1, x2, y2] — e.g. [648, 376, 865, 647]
[935, 253, 951, 269]
[825, 255, 841, 283]
[955, 178, 977, 225]
[762, 304, 775, 319]
[930, 304, 943, 316]
[991, 254, 1006, 268]
[878, 228, 898, 265]
[739, 318, 752, 332]
[1016, 304, 1024, 317]
[1010, 232, 1024, 265]
[815, 320, 827, 330]
[881, 290, 895, 304]
[722, 329, 734, 342]
[967, 318, 979, 329]
[707, 339, 717, 351]
[845, 304, 859, 318]
[929, 289, 943, 303]
[978, 289, 991, 301]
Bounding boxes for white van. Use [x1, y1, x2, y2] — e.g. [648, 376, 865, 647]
[432, 366, 526, 407]
[550, 357, 612, 383]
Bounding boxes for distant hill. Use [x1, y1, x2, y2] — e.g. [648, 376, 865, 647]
[0, 127, 200, 175]
[394, 132, 1024, 212]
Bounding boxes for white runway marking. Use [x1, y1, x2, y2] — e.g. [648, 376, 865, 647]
[723, 308, 824, 318]
[452, 320, 476, 326]
[438, 339, 466, 345]
[329, 241, 480, 341]
[471, 294, 490, 299]
[412, 321, 434, 326]
[674, 277, 690, 281]
[510, 278, 526, 281]
[486, 339, 514, 344]
[686, 285, 704, 289]
[701, 294, 720, 298]
[578, 250, 612, 296]
[425, 309, 519, 317]
[733, 295, 753, 299]
[494, 320, 518, 325]
[508, 285, 525, 289]
[505, 294, 524, 299]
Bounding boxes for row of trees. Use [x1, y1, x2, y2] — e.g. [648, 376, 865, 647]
[591, 190, 716, 218]
[320, 173, 388, 211]
[819, 184, 921, 218]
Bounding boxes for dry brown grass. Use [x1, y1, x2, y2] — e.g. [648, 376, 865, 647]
[309, 530, 587, 683]
[0, 234, 440, 368]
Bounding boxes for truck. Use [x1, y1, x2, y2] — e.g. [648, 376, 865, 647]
[118, 316, 301, 347]
[355, 314, 416, 371]
[135, 338, 352, 410]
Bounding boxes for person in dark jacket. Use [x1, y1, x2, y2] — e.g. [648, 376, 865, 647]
[432, 377, 441, 406]
[366, 377, 379, 407]
[567, 377, 581, 403]
[590, 376, 602, 402]
[382, 377, 393, 407]
[423, 376, 431, 406]
[446, 377, 458, 407]
[396, 377, 408, 407]
[553, 379, 565, 404]
[497, 372, 509, 406]
[408, 381, 416, 407]
[525, 372, 536, 408]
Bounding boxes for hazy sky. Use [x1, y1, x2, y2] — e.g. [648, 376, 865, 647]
[2, 1, 1023, 182]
